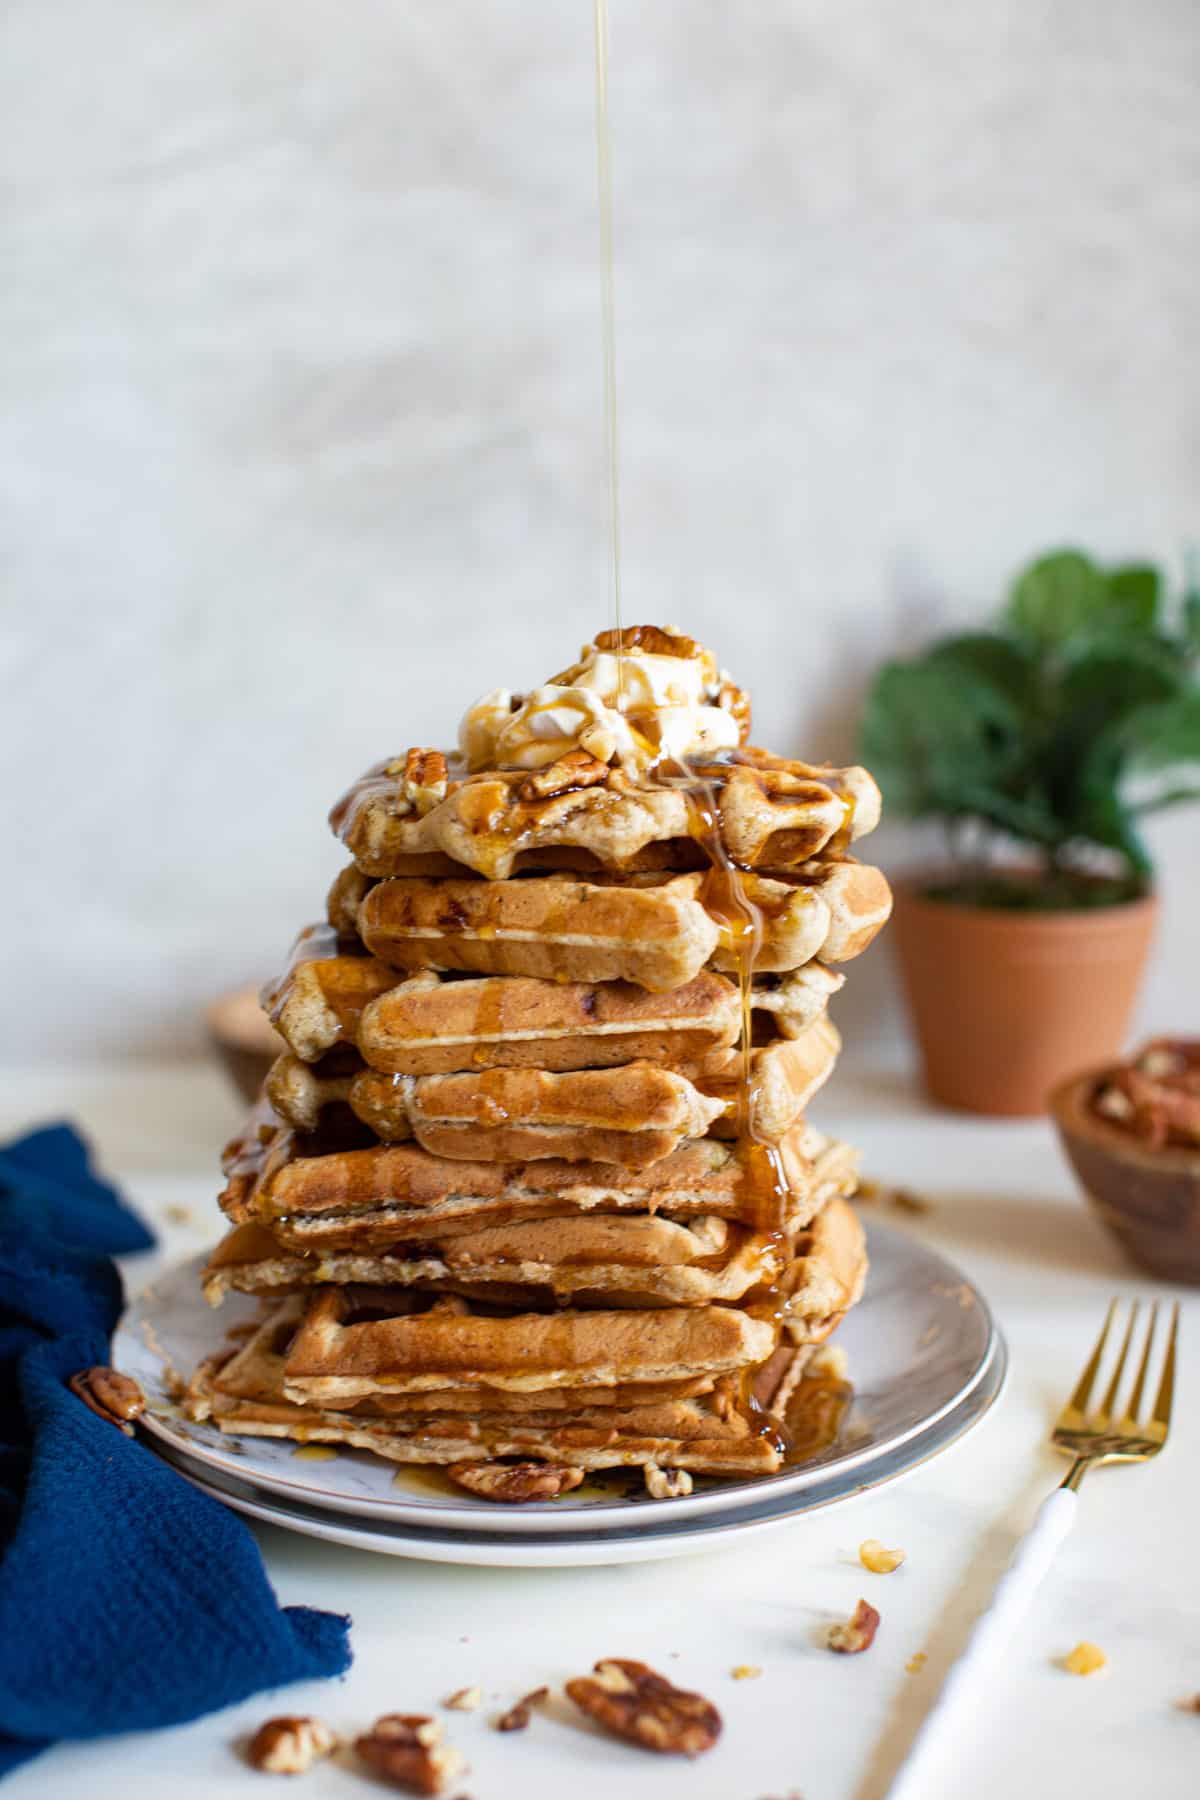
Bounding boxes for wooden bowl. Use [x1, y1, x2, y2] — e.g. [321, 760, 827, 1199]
[205, 984, 284, 1104]
[1050, 1063, 1200, 1284]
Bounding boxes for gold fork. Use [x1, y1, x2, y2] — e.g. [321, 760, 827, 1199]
[1053, 1298, 1177, 1485]
[889, 1299, 1179, 1800]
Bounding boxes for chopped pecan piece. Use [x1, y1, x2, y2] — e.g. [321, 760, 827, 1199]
[399, 748, 450, 815]
[443, 1686, 481, 1712]
[495, 1686, 549, 1732]
[715, 677, 752, 741]
[859, 1539, 906, 1574]
[355, 1715, 466, 1795]
[565, 1658, 721, 1757]
[68, 1367, 146, 1436]
[643, 1465, 693, 1499]
[247, 1714, 337, 1774]
[1062, 1641, 1107, 1676]
[446, 1460, 584, 1503]
[827, 1598, 880, 1654]
[517, 750, 611, 803]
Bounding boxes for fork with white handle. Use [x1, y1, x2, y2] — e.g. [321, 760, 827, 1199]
[888, 1298, 1179, 1800]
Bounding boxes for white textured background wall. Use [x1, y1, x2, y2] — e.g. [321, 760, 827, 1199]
[4, 0, 1199, 1060]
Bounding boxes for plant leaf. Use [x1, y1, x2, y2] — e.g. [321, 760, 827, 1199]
[1105, 563, 1160, 629]
[1121, 692, 1200, 770]
[1185, 589, 1200, 653]
[1007, 550, 1107, 645]
[859, 659, 1023, 820]
[924, 633, 1039, 710]
[1057, 641, 1184, 716]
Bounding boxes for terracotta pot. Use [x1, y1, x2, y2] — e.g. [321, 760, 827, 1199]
[1051, 1063, 1200, 1283]
[890, 880, 1158, 1116]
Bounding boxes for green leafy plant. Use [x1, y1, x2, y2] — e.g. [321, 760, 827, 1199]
[861, 549, 1200, 908]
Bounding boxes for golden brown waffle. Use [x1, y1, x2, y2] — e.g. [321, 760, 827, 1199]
[266, 1054, 724, 1165]
[347, 860, 890, 989]
[190, 1297, 718, 1414]
[701, 1016, 841, 1140]
[263, 1014, 835, 1157]
[219, 1120, 825, 1249]
[279, 1285, 778, 1400]
[356, 969, 742, 1077]
[204, 1180, 863, 1313]
[358, 872, 719, 991]
[203, 1213, 777, 1308]
[331, 747, 881, 881]
[186, 1308, 797, 1477]
[778, 1197, 867, 1342]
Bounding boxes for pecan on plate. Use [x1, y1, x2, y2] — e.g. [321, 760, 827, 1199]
[247, 1714, 337, 1774]
[517, 750, 610, 803]
[643, 1465, 693, 1499]
[68, 1367, 146, 1436]
[565, 1658, 721, 1757]
[355, 1715, 466, 1795]
[447, 1461, 584, 1503]
[827, 1598, 881, 1654]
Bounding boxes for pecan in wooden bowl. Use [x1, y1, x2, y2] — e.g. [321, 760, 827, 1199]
[1051, 1039, 1200, 1284]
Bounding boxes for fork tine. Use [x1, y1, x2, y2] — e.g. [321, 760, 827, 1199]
[1097, 1301, 1139, 1423]
[1150, 1302, 1180, 1431]
[1124, 1302, 1159, 1422]
[1065, 1298, 1117, 1419]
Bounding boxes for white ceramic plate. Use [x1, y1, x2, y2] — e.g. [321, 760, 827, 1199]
[118, 1218, 999, 1535]
[142, 1334, 1006, 1566]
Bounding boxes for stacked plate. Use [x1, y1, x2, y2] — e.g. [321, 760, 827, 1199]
[116, 1218, 1005, 1568]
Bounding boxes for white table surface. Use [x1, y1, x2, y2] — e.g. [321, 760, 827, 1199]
[1, 1056, 1195, 1800]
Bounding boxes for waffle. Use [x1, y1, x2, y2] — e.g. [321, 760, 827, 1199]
[277, 1285, 777, 1401]
[349, 859, 890, 989]
[332, 746, 881, 882]
[219, 1119, 829, 1249]
[268, 947, 846, 1077]
[702, 1016, 841, 1139]
[267, 1054, 725, 1165]
[263, 1007, 836, 1155]
[203, 1169, 863, 1309]
[186, 623, 884, 1496]
[185, 1299, 810, 1477]
[358, 872, 719, 991]
[357, 969, 745, 1076]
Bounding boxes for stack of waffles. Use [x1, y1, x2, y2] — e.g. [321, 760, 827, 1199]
[187, 627, 892, 1498]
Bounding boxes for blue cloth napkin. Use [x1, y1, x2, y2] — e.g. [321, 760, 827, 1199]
[0, 1124, 352, 1777]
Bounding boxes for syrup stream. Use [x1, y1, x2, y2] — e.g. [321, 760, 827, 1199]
[592, 0, 624, 705]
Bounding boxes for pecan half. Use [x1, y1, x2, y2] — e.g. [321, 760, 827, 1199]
[827, 1598, 880, 1653]
[594, 624, 698, 659]
[446, 1461, 584, 1503]
[355, 1715, 466, 1795]
[399, 748, 450, 815]
[247, 1714, 337, 1774]
[517, 750, 610, 802]
[565, 1659, 721, 1756]
[495, 1686, 549, 1732]
[68, 1367, 146, 1436]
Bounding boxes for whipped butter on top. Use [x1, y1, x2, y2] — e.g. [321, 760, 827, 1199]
[459, 631, 742, 774]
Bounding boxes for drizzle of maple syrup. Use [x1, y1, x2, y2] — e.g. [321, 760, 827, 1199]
[780, 1372, 852, 1466]
[592, 0, 624, 708]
